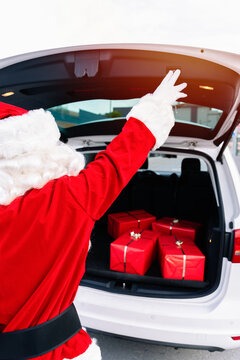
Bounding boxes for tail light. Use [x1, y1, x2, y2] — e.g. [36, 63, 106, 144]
[232, 229, 240, 263]
[232, 336, 240, 340]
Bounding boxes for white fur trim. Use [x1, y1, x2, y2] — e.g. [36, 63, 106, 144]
[0, 109, 60, 159]
[64, 338, 102, 360]
[126, 94, 175, 150]
[0, 109, 85, 205]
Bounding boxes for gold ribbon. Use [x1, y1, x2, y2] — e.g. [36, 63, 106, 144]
[175, 238, 186, 279]
[127, 212, 142, 229]
[123, 231, 142, 272]
[169, 218, 179, 235]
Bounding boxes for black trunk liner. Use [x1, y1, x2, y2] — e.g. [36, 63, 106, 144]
[83, 163, 220, 295]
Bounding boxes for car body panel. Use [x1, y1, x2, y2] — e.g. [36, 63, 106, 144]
[221, 148, 240, 230]
[74, 259, 240, 350]
[73, 141, 240, 350]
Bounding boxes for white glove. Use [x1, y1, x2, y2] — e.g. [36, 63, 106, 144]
[126, 69, 187, 150]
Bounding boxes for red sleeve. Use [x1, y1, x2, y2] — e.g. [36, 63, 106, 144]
[65, 117, 156, 220]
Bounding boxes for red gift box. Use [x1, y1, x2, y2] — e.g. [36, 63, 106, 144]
[110, 229, 158, 275]
[108, 210, 156, 239]
[152, 217, 201, 241]
[158, 235, 205, 281]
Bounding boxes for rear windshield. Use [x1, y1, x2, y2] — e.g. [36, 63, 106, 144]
[48, 99, 223, 130]
[84, 151, 208, 175]
[148, 153, 208, 174]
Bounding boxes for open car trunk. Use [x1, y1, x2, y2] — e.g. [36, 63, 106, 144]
[0, 44, 233, 297]
[81, 149, 224, 298]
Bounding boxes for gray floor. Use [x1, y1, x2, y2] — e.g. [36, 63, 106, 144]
[89, 331, 240, 360]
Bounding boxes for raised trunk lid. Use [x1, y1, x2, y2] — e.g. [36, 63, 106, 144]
[0, 44, 240, 151]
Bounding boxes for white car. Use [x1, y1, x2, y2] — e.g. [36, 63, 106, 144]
[1, 44, 240, 351]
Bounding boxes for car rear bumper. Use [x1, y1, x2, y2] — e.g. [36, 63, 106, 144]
[74, 259, 240, 350]
[86, 328, 224, 352]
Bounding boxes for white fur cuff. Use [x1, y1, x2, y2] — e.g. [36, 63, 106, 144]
[65, 338, 102, 360]
[126, 95, 175, 150]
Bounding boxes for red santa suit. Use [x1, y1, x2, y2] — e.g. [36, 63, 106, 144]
[0, 70, 187, 360]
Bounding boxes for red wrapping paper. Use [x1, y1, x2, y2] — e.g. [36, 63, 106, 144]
[158, 235, 205, 281]
[152, 217, 201, 241]
[110, 229, 158, 275]
[108, 210, 156, 239]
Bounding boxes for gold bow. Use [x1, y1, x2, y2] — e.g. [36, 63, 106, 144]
[130, 231, 141, 239]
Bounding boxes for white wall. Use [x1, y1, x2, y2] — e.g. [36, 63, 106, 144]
[0, 0, 239, 60]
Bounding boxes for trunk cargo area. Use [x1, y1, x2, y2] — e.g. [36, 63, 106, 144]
[82, 152, 222, 298]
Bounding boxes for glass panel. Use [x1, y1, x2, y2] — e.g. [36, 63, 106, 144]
[48, 99, 138, 129]
[173, 102, 223, 129]
[148, 153, 207, 175]
[48, 100, 223, 130]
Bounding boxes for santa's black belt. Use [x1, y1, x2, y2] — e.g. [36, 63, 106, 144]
[0, 303, 82, 360]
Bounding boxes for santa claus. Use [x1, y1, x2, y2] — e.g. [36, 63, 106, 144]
[0, 70, 186, 359]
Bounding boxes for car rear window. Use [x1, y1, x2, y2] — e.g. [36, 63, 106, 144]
[148, 153, 207, 175]
[48, 99, 223, 130]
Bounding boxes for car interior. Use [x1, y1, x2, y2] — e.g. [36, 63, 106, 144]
[82, 151, 223, 298]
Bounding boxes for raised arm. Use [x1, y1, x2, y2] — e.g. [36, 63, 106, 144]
[65, 70, 187, 220]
